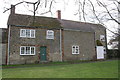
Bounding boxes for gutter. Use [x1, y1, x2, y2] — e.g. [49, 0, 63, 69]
[64, 28, 94, 33]
[8, 24, 61, 30]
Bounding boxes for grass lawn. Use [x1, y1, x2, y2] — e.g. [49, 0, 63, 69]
[0, 67, 1, 79]
[2, 60, 119, 78]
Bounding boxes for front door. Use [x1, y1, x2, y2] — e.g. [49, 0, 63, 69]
[40, 46, 47, 61]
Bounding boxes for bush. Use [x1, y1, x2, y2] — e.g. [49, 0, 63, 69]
[107, 49, 119, 59]
[96, 40, 103, 46]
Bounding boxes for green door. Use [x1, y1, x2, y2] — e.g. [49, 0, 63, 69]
[40, 46, 47, 61]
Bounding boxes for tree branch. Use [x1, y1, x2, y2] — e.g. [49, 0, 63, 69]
[3, 1, 35, 13]
[97, 0, 120, 25]
[83, 0, 86, 21]
[88, 0, 101, 23]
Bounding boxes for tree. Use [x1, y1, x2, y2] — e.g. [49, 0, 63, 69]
[74, 0, 120, 56]
[74, 0, 119, 32]
[108, 33, 119, 49]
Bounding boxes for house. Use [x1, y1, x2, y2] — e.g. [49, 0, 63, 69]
[3, 5, 107, 65]
[0, 28, 8, 65]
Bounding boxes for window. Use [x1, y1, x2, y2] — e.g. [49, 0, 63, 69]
[46, 30, 54, 39]
[20, 29, 35, 38]
[20, 47, 25, 55]
[20, 46, 35, 55]
[31, 47, 35, 54]
[20, 29, 26, 37]
[100, 35, 105, 41]
[72, 45, 79, 54]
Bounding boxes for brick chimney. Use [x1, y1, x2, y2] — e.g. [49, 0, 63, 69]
[57, 10, 61, 19]
[11, 5, 15, 14]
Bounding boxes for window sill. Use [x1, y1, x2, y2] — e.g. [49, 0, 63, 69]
[20, 54, 35, 56]
[20, 36, 35, 38]
[72, 53, 79, 54]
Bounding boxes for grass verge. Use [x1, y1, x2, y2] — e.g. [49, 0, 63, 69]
[2, 60, 119, 78]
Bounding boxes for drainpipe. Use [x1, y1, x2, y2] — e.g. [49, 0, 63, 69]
[60, 29, 62, 61]
[105, 29, 108, 59]
[7, 25, 11, 65]
[94, 32, 97, 60]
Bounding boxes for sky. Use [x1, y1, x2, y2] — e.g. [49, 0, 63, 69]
[0, 0, 80, 28]
[0, 0, 118, 48]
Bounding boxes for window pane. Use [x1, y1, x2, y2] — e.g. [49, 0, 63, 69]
[76, 48, 78, 54]
[76, 46, 79, 54]
[72, 46, 75, 54]
[31, 30, 35, 38]
[26, 29, 30, 37]
[21, 47, 25, 54]
[20, 29, 26, 37]
[31, 47, 35, 54]
[26, 47, 30, 54]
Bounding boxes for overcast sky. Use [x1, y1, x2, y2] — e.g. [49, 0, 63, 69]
[0, 0, 80, 28]
[0, 0, 118, 48]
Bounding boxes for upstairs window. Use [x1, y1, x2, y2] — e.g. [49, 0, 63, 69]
[100, 35, 105, 41]
[20, 29, 26, 37]
[46, 30, 54, 39]
[26, 29, 30, 37]
[20, 46, 35, 55]
[72, 45, 79, 54]
[20, 29, 35, 38]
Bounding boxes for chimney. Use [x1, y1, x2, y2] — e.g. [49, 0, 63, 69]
[57, 10, 61, 19]
[11, 5, 15, 14]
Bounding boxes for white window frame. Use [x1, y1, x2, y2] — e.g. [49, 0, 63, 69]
[20, 29, 35, 38]
[31, 30, 35, 38]
[20, 29, 26, 37]
[72, 45, 79, 54]
[100, 35, 105, 41]
[46, 30, 54, 39]
[20, 46, 35, 55]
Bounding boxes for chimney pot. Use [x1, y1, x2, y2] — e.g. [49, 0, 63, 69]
[11, 5, 15, 14]
[57, 10, 61, 19]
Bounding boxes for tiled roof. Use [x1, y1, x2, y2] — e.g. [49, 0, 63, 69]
[7, 14, 105, 32]
[7, 14, 61, 29]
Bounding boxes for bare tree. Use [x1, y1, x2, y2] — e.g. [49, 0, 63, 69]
[75, 0, 120, 53]
[108, 33, 119, 49]
[75, 0, 119, 33]
[3, 0, 57, 25]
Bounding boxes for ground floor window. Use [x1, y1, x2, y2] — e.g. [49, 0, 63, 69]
[72, 45, 79, 54]
[20, 46, 35, 55]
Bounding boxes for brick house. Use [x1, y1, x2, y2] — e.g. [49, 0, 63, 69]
[4, 5, 107, 64]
